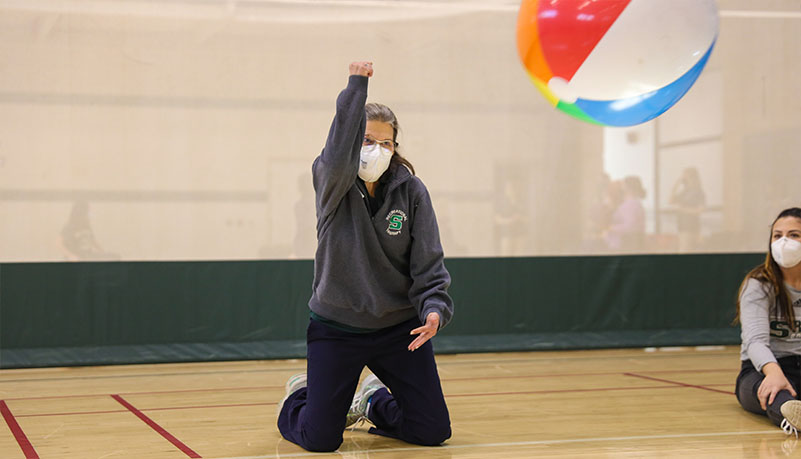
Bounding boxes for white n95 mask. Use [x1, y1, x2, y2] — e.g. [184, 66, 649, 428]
[358, 143, 392, 183]
[772, 237, 801, 269]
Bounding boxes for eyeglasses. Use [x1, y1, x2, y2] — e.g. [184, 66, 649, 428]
[363, 136, 397, 150]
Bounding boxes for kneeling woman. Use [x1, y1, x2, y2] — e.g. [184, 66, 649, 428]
[276, 61, 454, 452]
[736, 207, 801, 434]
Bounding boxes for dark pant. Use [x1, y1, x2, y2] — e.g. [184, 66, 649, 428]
[277, 317, 451, 452]
[736, 356, 801, 426]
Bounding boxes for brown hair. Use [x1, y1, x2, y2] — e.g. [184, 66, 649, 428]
[364, 102, 415, 175]
[734, 207, 801, 327]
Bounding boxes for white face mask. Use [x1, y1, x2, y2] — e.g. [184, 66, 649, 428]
[358, 143, 392, 183]
[772, 237, 801, 269]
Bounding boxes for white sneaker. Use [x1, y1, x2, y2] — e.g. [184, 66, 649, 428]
[345, 374, 386, 428]
[780, 400, 801, 437]
[277, 373, 307, 416]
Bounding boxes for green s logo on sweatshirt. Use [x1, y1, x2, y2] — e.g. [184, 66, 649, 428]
[770, 320, 801, 338]
[386, 209, 408, 236]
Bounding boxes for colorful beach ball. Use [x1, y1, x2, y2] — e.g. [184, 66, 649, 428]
[516, 0, 719, 126]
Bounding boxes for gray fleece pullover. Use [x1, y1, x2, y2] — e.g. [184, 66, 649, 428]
[308, 75, 454, 330]
[739, 278, 801, 371]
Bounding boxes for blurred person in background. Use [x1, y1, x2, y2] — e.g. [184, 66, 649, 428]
[670, 167, 706, 252]
[604, 175, 645, 252]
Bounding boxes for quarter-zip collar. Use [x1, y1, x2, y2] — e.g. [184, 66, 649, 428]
[356, 162, 413, 217]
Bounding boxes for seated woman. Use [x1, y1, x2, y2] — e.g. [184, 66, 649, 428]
[735, 207, 801, 434]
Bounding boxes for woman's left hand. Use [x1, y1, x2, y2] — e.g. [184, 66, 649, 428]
[408, 312, 440, 351]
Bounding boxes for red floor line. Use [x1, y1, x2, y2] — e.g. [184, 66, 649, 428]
[627, 368, 733, 374]
[624, 372, 735, 395]
[447, 384, 689, 398]
[6, 385, 276, 402]
[143, 401, 275, 412]
[443, 368, 734, 382]
[111, 394, 202, 458]
[14, 383, 710, 419]
[13, 382, 738, 419]
[22, 387, 676, 417]
[18, 409, 129, 418]
[0, 368, 301, 385]
[118, 386, 274, 397]
[14, 386, 671, 418]
[4, 368, 738, 402]
[0, 355, 738, 385]
[0, 400, 39, 459]
[17, 402, 277, 418]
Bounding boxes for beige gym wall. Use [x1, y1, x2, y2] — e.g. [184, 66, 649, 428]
[0, 0, 798, 262]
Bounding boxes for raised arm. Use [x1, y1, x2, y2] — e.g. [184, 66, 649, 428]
[313, 62, 373, 229]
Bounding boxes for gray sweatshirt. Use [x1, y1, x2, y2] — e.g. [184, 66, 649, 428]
[739, 278, 801, 371]
[308, 75, 454, 330]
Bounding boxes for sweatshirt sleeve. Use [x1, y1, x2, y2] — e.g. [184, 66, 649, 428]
[740, 278, 778, 371]
[408, 183, 454, 329]
[312, 75, 368, 230]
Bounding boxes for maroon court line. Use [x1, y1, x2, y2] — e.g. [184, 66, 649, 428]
[6, 385, 276, 402]
[15, 384, 701, 419]
[629, 368, 733, 374]
[12, 378, 737, 419]
[0, 351, 740, 385]
[0, 400, 39, 459]
[18, 409, 129, 418]
[624, 372, 735, 395]
[111, 394, 202, 458]
[4, 368, 737, 402]
[15, 386, 678, 418]
[18, 402, 276, 418]
[443, 368, 734, 382]
[447, 384, 698, 398]
[0, 367, 301, 385]
[448, 383, 735, 398]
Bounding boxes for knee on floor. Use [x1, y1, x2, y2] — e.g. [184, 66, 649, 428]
[303, 434, 343, 453]
[410, 422, 451, 446]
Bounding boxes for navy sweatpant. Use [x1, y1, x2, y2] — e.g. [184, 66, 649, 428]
[277, 317, 451, 452]
[736, 356, 801, 426]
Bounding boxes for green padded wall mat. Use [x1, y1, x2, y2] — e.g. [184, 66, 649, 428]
[0, 253, 762, 368]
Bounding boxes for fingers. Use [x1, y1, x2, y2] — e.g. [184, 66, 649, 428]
[763, 385, 786, 408]
[408, 333, 422, 351]
[408, 323, 438, 352]
[791, 385, 798, 397]
[758, 385, 768, 410]
[408, 336, 424, 352]
[408, 332, 432, 351]
[410, 324, 436, 338]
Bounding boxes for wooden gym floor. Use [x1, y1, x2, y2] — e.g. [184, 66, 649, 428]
[0, 346, 794, 458]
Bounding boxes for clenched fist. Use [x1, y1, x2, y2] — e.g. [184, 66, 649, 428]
[349, 61, 373, 77]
